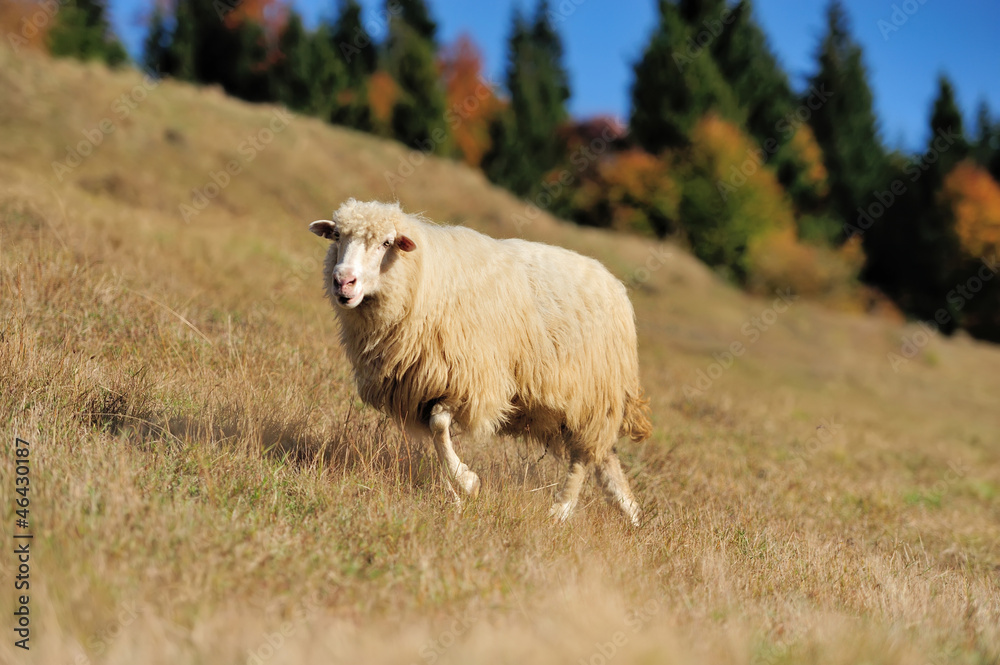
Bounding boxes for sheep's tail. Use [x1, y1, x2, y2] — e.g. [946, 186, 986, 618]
[621, 388, 653, 443]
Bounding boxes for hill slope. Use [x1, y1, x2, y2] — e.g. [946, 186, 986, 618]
[1, 48, 999, 664]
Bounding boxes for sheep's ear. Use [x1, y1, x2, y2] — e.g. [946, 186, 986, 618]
[310, 220, 336, 240]
[396, 235, 416, 252]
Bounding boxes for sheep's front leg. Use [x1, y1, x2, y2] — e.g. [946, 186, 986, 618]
[429, 404, 480, 501]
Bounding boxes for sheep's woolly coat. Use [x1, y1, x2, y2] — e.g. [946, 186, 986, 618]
[322, 200, 651, 464]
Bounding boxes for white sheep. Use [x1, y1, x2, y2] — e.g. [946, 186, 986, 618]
[309, 199, 652, 524]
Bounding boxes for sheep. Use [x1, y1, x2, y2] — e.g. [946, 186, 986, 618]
[309, 199, 652, 525]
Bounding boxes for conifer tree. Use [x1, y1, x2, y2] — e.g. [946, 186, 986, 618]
[482, 1, 570, 197]
[48, 0, 128, 67]
[926, 75, 969, 180]
[394, 0, 437, 43]
[329, 0, 376, 130]
[677, 0, 727, 26]
[161, 0, 196, 80]
[710, 1, 794, 146]
[230, 18, 273, 102]
[271, 10, 312, 111]
[806, 1, 886, 225]
[972, 101, 998, 175]
[143, 6, 170, 75]
[630, 0, 740, 154]
[862, 77, 968, 327]
[384, 0, 449, 152]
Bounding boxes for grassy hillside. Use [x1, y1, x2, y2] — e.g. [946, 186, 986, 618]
[1, 48, 999, 665]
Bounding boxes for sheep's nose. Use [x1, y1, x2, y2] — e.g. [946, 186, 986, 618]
[335, 275, 357, 288]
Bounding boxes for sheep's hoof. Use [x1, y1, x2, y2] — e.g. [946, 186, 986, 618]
[458, 469, 480, 499]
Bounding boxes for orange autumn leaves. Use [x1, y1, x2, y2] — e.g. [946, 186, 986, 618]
[689, 114, 860, 299]
[1, 0, 54, 51]
[369, 34, 501, 166]
[441, 35, 502, 167]
[942, 161, 1000, 259]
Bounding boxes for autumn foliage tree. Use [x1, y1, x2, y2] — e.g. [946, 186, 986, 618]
[940, 161, 1000, 340]
[440, 35, 502, 167]
[1, 0, 53, 53]
[943, 161, 1000, 260]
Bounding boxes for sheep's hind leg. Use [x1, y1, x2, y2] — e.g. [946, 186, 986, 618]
[595, 450, 641, 527]
[429, 404, 480, 500]
[549, 455, 588, 522]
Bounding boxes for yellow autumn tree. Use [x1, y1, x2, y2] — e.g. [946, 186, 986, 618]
[1, 0, 54, 53]
[571, 148, 679, 236]
[942, 161, 1000, 259]
[367, 70, 400, 137]
[440, 34, 502, 167]
[681, 114, 861, 299]
[787, 124, 829, 197]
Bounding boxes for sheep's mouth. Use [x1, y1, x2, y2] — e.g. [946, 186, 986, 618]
[337, 293, 364, 308]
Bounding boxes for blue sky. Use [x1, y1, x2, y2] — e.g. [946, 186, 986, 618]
[108, 0, 1000, 152]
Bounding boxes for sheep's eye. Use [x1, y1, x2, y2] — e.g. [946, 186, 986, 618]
[383, 239, 392, 248]
[333, 232, 340, 241]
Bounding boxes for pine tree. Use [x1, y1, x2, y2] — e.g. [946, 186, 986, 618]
[482, 1, 571, 197]
[910, 75, 966, 309]
[161, 0, 196, 81]
[806, 1, 887, 226]
[630, 0, 741, 154]
[384, 0, 449, 152]
[159, 0, 274, 102]
[271, 10, 312, 111]
[307, 23, 354, 121]
[927, 75, 969, 179]
[677, 0, 727, 26]
[394, 0, 437, 43]
[328, 0, 376, 130]
[48, 0, 128, 67]
[863, 77, 968, 328]
[333, 0, 377, 77]
[143, 6, 170, 75]
[710, 1, 794, 145]
[972, 101, 1000, 182]
[230, 19, 273, 102]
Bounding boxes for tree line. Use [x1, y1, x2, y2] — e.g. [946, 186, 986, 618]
[9, 0, 1000, 341]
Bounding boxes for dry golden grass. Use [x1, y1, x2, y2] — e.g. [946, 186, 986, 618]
[1, 47, 999, 665]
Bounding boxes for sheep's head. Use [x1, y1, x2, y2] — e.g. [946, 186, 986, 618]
[310, 199, 416, 309]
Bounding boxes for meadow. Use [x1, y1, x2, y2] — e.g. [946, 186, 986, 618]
[1, 48, 999, 664]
